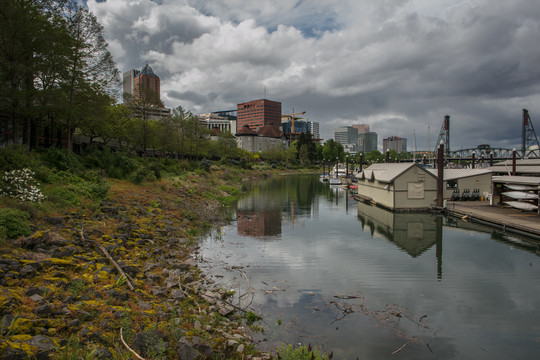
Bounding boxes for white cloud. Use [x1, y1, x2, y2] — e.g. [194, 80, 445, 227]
[88, 0, 540, 150]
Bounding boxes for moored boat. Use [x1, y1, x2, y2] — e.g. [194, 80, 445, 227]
[502, 191, 539, 200]
[503, 201, 539, 211]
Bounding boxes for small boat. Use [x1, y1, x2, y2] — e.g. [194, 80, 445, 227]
[502, 191, 539, 200]
[329, 178, 341, 185]
[503, 201, 539, 211]
[504, 184, 538, 191]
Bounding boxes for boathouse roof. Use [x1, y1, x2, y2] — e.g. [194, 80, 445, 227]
[357, 163, 435, 183]
[427, 168, 492, 181]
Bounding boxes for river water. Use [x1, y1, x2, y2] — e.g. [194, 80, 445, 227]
[198, 174, 540, 360]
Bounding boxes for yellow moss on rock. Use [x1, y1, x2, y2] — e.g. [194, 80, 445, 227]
[97, 271, 110, 280]
[9, 334, 32, 342]
[44, 258, 73, 266]
[9, 318, 33, 335]
[0, 339, 38, 356]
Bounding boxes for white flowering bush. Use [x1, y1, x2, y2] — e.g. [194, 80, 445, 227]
[1, 168, 45, 202]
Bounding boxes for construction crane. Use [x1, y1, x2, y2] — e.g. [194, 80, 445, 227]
[281, 108, 306, 136]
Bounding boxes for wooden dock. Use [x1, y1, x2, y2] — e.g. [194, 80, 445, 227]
[445, 201, 540, 240]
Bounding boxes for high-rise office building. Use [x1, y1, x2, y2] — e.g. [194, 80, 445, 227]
[334, 126, 358, 147]
[383, 136, 407, 152]
[123, 64, 161, 105]
[358, 132, 378, 152]
[310, 121, 320, 139]
[237, 99, 281, 131]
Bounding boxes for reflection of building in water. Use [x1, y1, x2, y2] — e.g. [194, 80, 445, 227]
[237, 194, 282, 238]
[357, 201, 442, 257]
[237, 210, 281, 237]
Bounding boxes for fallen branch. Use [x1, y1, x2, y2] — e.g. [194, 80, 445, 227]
[334, 293, 360, 299]
[80, 227, 136, 291]
[120, 327, 146, 360]
[391, 342, 407, 355]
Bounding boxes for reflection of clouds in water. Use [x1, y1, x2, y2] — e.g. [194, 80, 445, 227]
[199, 176, 540, 358]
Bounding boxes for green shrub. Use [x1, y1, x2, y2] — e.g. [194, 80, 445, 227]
[44, 186, 80, 207]
[80, 169, 110, 200]
[40, 147, 81, 171]
[82, 148, 139, 179]
[0, 145, 38, 172]
[132, 166, 157, 184]
[277, 344, 329, 360]
[0, 208, 31, 240]
[199, 158, 212, 172]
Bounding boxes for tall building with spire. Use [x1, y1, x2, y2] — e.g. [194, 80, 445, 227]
[123, 64, 170, 118]
[123, 64, 162, 106]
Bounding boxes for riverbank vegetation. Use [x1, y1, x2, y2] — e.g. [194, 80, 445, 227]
[0, 145, 332, 359]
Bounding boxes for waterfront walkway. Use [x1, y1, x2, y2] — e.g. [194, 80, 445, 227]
[446, 201, 540, 240]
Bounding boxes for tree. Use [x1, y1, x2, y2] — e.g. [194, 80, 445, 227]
[61, 3, 119, 151]
[322, 139, 344, 162]
[0, 0, 68, 149]
[124, 87, 162, 157]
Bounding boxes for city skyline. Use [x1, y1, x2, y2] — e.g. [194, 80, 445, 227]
[89, 0, 540, 150]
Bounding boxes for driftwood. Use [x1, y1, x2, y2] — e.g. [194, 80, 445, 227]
[334, 293, 360, 299]
[391, 342, 408, 355]
[80, 227, 136, 291]
[120, 327, 146, 360]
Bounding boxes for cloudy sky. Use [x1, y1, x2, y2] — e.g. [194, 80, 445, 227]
[87, 0, 540, 151]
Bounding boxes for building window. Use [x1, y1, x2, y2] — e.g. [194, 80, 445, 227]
[446, 180, 458, 189]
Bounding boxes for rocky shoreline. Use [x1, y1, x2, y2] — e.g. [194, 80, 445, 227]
[0, 176, 273, 359]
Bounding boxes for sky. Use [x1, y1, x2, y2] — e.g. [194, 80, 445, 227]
[87, 0, 540, 151]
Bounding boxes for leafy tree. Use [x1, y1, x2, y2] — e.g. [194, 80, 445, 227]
[0, 0, 68, 150]
[322, 139, 344, 162]
[61, 3, 119, 151]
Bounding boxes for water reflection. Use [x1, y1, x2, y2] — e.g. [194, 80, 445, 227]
[357, 202, 444, 279]
[199, 175, 540, 360]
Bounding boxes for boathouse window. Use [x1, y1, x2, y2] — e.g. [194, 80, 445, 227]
[446, 180, 458, 189]
[407, 182, 425, 199]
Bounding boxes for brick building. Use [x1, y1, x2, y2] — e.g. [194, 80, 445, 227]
[237, 99, 281, 132]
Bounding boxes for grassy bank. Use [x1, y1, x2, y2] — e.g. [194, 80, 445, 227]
[0, 146, 322, 360]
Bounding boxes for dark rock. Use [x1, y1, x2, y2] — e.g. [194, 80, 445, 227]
[31, 335, 57, 352]
[54, 246, 77, 258]
[122, 265, 139, 277]
[0, 344, 26, 359]
[137, 301, 152, 310]
[99, 266, 116, 274]
[19, 231, 67, 249]
[170, 289, 185, 300]
[43, 216, 63, 225]
[131, 330, 168, 357]
[68, 319, 80, 328]
[19, 264, 36, 278]
[150, 287, 166, 296]
[93, 347, 113, 359]
[177, 336, 214, 360]
[34, 304, 54, 316]
[0, 259, 20, 271]
[100, 206, 118, 216]
[145, 273, 162, 283]
[105, 289, 128, 302]
[25, 287, 48, 297]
